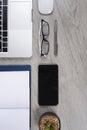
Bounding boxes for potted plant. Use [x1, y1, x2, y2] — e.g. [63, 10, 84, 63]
[39, 112, 61, 130]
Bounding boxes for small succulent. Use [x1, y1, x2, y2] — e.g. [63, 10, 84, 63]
[45, 121, 56, 130]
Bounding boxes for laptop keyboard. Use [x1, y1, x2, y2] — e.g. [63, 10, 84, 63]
[0, 0, 8, 52]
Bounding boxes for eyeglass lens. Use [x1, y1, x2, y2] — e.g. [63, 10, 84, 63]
[41, 40, 49, 55]
[42, 20, 49, 36]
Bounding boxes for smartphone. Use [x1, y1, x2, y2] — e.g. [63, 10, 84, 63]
[38, 65, 58, 106]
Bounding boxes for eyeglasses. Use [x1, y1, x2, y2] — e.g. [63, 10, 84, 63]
[40, 19, 50, 56]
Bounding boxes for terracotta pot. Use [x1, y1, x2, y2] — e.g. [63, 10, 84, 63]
[39, 112, 61, 130]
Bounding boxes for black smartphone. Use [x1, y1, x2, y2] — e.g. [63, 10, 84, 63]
[38, 65, 58, 106]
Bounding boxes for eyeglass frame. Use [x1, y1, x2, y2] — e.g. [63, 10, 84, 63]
[40, 19, 50, 56]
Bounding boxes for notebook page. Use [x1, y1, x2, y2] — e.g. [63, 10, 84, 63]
[0, 109, 29, 130]
[0, 71, 30, 108]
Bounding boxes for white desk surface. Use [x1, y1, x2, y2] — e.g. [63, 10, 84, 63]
[0, 0, 87, 130]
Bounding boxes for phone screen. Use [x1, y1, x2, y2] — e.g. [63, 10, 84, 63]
[38, 65, 58, 106]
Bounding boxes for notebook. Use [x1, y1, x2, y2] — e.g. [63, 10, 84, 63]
[0, 0, 32, 58]
[0, 65, 31, 130]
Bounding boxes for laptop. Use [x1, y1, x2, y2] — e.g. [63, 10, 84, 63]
[0, 0, 32, 58]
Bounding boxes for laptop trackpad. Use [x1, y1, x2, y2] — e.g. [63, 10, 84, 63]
[10, 1, 31, 30]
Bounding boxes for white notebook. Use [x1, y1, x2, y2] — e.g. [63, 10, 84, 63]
[0, 65, 31, 130]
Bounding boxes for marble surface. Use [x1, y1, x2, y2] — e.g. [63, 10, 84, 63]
[0, 0, 87, 130]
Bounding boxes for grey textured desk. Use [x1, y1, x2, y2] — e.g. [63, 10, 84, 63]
[0, 0, 87, 130]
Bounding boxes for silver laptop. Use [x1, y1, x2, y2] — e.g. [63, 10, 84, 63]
[0, 0, 32, 58]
